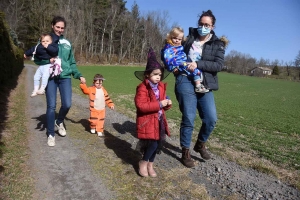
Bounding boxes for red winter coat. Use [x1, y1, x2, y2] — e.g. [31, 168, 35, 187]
[135, 79, 171, 140]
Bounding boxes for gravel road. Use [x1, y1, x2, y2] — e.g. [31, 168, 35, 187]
[25, 64, 300, 200]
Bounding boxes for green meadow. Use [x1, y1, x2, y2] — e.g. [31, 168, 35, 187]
[74, 66, 300, 171]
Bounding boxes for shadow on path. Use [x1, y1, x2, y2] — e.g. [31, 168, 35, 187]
[104, 130, 141, 174]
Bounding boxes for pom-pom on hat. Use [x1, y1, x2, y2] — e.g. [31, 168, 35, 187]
[134, 47, 170, 81]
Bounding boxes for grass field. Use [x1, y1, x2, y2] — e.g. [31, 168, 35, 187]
[74, 66, 300, 174]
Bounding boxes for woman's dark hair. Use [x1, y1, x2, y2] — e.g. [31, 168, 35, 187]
[51, 16, 67, 27]
[198, 10, 216, 26]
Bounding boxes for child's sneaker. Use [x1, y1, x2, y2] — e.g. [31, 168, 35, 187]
[31, 91, 38, 97]
[55, 120, 66, 136]
[195, 86, 209, 93]
[47, 135, 55, 147]
[90, 129, 96, 134]
[97, 132, 103, 137]
[36, 89, 45, 95]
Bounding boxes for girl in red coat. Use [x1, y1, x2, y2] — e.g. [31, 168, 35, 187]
[134, 47, 172, 177]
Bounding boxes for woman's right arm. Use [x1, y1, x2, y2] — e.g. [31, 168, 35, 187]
[196, 43, 225, 73]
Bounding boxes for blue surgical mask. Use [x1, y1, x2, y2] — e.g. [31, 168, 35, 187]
[197, 26, 211, 36]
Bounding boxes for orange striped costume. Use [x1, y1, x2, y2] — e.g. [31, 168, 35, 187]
[80, 84, 114, 133]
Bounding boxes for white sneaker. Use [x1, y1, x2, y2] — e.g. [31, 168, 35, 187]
[36, 89, 45, 95]
[47, 135, 55, 147]
[97, 132, 103, 137]
[195, 86, 209, 93]
[31, 91, 38, 97]
[55, 120, 66, 136]
[90, 129, 96, 134]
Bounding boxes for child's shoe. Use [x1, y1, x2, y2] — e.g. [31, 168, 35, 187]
[31, 91, 38, 97]
[36, 89, 45, 95]
[195, 85, 209, 93]
[97, 132, 103, 137]
[90, 129, 96, 134]
[147, 162, 157, 177]
[139, 160, 149, 177]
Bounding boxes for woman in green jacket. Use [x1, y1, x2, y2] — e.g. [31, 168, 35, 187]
[35, 16, 86, 147]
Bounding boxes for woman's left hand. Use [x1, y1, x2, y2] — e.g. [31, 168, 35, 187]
[186, 62, 197, 72]
[80, 77, 86, 84]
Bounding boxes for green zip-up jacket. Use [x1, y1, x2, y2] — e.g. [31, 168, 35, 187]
[34, 34, 82, 79]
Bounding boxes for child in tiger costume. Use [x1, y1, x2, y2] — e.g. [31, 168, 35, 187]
[80, 74, 114, 136]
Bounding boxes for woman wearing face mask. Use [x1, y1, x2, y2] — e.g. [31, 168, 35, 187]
[175, 10, 229, 168]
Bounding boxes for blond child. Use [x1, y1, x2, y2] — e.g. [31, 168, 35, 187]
[24, 33, 61, 96]
[162, 27, 209, 93]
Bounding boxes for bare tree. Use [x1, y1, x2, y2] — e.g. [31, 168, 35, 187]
[294, 50, 300, 79]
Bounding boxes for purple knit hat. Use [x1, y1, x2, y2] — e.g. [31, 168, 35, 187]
[134, 47, 170, 81]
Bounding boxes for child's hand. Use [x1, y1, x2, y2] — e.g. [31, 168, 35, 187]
[50, 58, 55, 64]
[160, 99, 169, 107]
[166, 96, 172, 105]
[110, 106, 114, 110]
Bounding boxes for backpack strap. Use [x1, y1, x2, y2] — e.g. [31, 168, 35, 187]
[31, 43, 39, 61]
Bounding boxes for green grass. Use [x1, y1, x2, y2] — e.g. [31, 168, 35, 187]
[74, 66, 300, 171]
[0, 69, 33, 199]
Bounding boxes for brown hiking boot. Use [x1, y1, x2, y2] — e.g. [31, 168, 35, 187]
[193, 140, 211, 160]
[181, 147, 195, 168]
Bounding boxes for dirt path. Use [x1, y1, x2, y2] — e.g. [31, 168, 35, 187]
[24, 64, 300, 200]
[25, 64, 115, 200]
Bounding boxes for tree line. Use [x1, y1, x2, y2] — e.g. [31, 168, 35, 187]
[225, 50, 300, 80]
[1, 0, 299, 80]
[1, 0, 172, 64]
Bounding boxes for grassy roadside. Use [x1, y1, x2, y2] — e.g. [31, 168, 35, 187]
[0, 68, 33, 199]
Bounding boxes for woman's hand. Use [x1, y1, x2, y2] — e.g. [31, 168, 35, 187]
[24, 54, 27, 59]
[80, 77, 86, 84]
[186, 62, 197, 72]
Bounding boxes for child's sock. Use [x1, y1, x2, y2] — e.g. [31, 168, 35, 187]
[33, 85, 39, 92]
[39, 85, 46, 91]
[195, 84, 201, 88]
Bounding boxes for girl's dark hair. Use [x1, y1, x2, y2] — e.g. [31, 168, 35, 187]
[51, 16, 67, 27]
[143, 68, 164, 80]
[198, 10, 216, 25]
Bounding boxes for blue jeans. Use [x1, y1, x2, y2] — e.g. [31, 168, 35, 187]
[175, 75, 217, 148]
[46, 78, 72, 136]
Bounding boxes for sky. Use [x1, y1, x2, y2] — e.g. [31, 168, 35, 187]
[125, 0, 300, 64]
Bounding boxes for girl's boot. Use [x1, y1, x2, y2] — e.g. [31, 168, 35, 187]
[138, 160, 149, 177]
[147, 162, 157, 177]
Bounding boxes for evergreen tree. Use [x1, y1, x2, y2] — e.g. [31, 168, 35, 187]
[272, 65, 279, 75]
